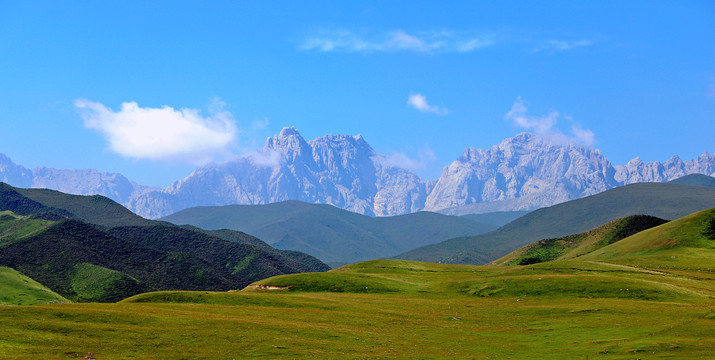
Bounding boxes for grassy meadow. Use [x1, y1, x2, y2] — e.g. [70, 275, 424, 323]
[0, 259, 713, 359]
[1, 208, 714, 359]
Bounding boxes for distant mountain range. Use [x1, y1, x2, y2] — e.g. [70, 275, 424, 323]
[162, 201, 496, 267]
[2, 129, 714, 218]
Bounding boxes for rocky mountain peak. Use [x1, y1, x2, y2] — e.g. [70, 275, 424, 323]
[265, 127, 312, 163]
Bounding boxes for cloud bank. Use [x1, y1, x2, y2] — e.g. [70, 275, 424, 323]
[378, 147, 437, 172]
[407, 94, 448, 115]
[300, 29, 597, 55]
[76, 99, 237, 164]
[534, 39, 594, 52]
[300, 29, 496, 54]
[504, 97, 596, 146]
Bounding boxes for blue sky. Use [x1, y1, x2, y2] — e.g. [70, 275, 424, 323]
[1, 1, 714, 187]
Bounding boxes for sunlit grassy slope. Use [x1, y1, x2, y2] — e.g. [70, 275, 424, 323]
[0, 266, 68, 305]
[1, 209, 713, 359]
[492, 215, 668, 266]
[581, 207, 715, 272]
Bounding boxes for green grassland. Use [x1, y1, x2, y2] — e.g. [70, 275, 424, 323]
[493, 215, 668, 266]
[0, 209, 713, 358]
[0, 258, 712, 359]
[0, 267, 68, 305]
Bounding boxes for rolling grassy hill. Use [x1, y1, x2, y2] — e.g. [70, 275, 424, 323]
[580, 207, 715, 271]
[397, 182, 715, 264]
[162, 200, 496, 265]
[0, 266, 69, 305]
[2, 209, 711, 358]
[492, 215, 669, 265]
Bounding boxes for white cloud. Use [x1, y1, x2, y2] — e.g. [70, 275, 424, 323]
[504, 97, 558, 134]
[535, 39, 594, 52]
[504, 97, 596, 146]
[76, 99, 237, 164]
[407, 93, 449, 115]
[379, 147, 437, 172]
[252, 117, 270, 130]
[570, 124, 596, 146]
[300, 29, 496, 54]
[242, 149, 282, 168]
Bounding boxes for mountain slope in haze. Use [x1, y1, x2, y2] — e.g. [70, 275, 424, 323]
[162, 200, 496, 265]
[397, 182, 715, 265]
[460, 211, 531, 227]
[492, 215, 668, 266]
[668, 173, 715, 187]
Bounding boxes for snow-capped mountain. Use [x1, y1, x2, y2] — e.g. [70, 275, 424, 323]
[2, 129, 714, 218]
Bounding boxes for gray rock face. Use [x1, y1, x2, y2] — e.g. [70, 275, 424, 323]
[2, 130, 714, 219]
[0, 153, 157, 210]
[614, 153, 715, 184]
[429, 136, 715, 215]
[424, 133, 619, 212]
[130, 127, 427, 218]
[0, 154, 33, 187]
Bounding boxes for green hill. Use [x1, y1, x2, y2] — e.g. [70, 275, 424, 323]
[0, 186, 330, 302]
[0, 216, 238, 302]
[162, 200, 496, 265]
[460, 210, 531, 227]
[107, 225, 330, 281]
[0, 183, 72, 219]
[397, 182, 715, 264]
[0, 266, 69, 305]
[15, 186, 154, 227]
[493, 215, 669, 265]
[580, 207, 715, 271]
[668, 173, 715, 187]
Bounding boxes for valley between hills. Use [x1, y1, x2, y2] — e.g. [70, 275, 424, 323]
[0, 173, 714, 358]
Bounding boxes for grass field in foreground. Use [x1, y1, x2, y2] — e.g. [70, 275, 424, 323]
[1, 293, 713, 359]
[1, 209, 714, 359]
[0, 258, 713, 359]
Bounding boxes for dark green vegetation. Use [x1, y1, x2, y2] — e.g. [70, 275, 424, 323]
[493, 215, 669, 265]
[15, 186, 155, 227]
[162, 200, 496, 266]
[460, 210, 531, 227]
[668, 173, 715, 187]
[398, 182, 715, 264]
[1, 208, 713, 358]
[0, 183, 329, 303]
